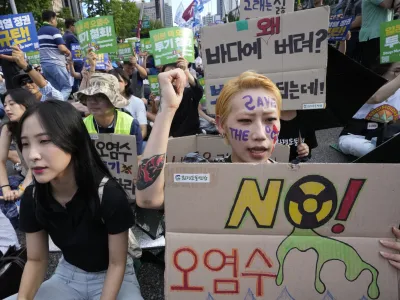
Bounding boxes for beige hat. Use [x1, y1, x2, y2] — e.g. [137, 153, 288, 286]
[76, 73, 129, 108]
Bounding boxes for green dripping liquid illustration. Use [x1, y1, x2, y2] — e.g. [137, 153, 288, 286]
[276, 228, 380, 299]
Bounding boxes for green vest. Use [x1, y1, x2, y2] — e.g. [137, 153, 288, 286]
[84, 110, 133, 135]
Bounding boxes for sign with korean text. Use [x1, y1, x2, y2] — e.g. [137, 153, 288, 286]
[148, 75, 160, 96]
[84, 53, 109, 70]
[75, 16, 117, 55]
[71, 43, 83, 62]
[140, 38, 153, 53]
[117, 43, 133, 61]
[0, 13, 38, 54]
[150, 27, 195, 66]
[91, 134, 137, 199]
[240, 0, 294, 20]
[165, 163, 400, 299]
[26, 51, 40, 65]
[201, 6, 329, 113]
[328, 16, 353, 41]
[198, 77, 206, 105]
[380, 19, 400, 63]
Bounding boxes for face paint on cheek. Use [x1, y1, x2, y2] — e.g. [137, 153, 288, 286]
[229, 127, 249, 141]
[265, 124, 280, 144]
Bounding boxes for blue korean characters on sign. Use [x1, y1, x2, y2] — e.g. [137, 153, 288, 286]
[71, 43, 83, 62]
[0, 13, 38, 54]
[328, 16, 353, 42]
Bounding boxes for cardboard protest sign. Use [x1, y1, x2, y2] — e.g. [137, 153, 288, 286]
[91, 134, 137, 199]
[148, 75, 160, 96]
[165, 163, 400, 299]
[0, 13, 38, 54]
[117, 43, 133, 61]
[84, 53, 109, 70]
[71, 43, 83, 62]
[198, 77, 207, 106]
[150, 27, 195, 66]
[75, 16, 117, 55]
[328, 16, 353, 41]
[240, 0, 294, 20]
[140, 38, 153, 53]
[26, 51, 40, 65]
[166, 135, 290, 163]
[380, 20, 400, 63]
[201, 6, 329, 113]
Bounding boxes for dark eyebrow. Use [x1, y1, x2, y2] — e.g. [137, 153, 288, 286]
[20, 133, 49, 140]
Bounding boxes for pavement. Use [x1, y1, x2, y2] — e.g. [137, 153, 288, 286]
[14, 127, 350, 300]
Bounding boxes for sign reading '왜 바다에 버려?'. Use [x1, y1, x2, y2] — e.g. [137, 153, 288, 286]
[91, 134, 137, 199]
[380, 19, 400, 63]
[240, 0, 294, 20]
[201, 6, 329, 114]
[150, 27, 194, 66]
[165, 163, 400, 300]
[75, 16, 117, 55]
[0, 13, 38, 54]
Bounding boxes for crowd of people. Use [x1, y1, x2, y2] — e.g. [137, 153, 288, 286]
[0, 1, 399, 298]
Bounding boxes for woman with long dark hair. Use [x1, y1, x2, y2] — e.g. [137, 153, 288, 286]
[0, 88, 36, 228]
[6, 100, 142, 299]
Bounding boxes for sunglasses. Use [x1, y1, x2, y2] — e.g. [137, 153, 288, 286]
[21, 78, 33, 86]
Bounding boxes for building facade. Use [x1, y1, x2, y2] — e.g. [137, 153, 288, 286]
[217, 0, 237, 16]
[142, 1, 157, 21]
[202, 12, 214, 26]
[164, 3, 173, 27]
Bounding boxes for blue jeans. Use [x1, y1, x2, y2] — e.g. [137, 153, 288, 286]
[6, 256, 143, 300]
[41, 63, 72, 101]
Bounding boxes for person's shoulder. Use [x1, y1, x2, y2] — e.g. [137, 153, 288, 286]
[102, 178, 128, 202]
[120, 110, 134, 120]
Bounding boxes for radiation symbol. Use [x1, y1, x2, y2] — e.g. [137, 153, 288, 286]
[284, 175, 337, 229]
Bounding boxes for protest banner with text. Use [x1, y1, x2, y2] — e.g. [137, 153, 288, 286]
[201, 6, 329, 113]
[165, 163, 400, 299]
[91, 134, 137, 199]
[75, 16, 117, 55]
[117, 43, 133, 61]
[140, 38, 153, 53]
[148, 75, 160, 96]
[240, 0, 294, 20]
[71, 43, 83, 62]
[150, 27, 194, 66]
[328, 16, 353, 41]
[26, 51, 40, 65]
[0, 13, 38, 54]
[380, 19, 400, 63]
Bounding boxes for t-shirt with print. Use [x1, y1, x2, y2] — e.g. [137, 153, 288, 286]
[278, 111, 318, 162]
[122, 95, 147, 125]
[39, 82, 64, 102]
[359, 0, 393, 42]
[340, 87, 400, 137]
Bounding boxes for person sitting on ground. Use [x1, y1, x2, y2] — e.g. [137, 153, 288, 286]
[0, 46, 63, 102]
[0, 89, 36, 229]
[338, 62, 400, 157]
[77, 73, 143, 155]
[136, 70, 282, 209]
[5, 100, 143, 300]
[161, 57, 204, 138]
[109, 68, 148, 139]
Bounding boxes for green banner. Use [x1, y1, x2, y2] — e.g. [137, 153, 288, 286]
[198, 77, 206, 105]
[75, 16, 117, 55]
[140, 38, 153, 54]
[26, 51, 40, 65]
[150, 27, 194, 66]
[117, 43, 133, 61]
[148, 75, 160, 96]
[380, 20, 400, 63]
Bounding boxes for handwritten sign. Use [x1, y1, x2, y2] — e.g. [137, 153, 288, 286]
[148, 75, 160, 96]
[380, 19, 400, 63]
[328, 16, 353, 41]
[201, 6, 329, 113]
[0, 13, 38, 54]
[240, 0, 294, 20]
[75, 16, 117, 55]
[140, 38, 153, 53]
[150, 27, 194, 66]
[71, 43, 83, 62]
[165, 163, 400, 299]
[91, 134, 137, 199]
[26, 51, 40, 65]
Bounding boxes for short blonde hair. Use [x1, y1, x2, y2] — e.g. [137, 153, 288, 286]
[215, 71, 282, 126]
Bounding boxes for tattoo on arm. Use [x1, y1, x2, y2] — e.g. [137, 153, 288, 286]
[136, 153, 166, 190]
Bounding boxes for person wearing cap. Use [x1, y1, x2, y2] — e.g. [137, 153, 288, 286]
[1, 46, 63, 102]
[77, 73, 143, 155]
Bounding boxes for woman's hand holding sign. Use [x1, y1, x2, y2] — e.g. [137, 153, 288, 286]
[380, 226, 400, 270]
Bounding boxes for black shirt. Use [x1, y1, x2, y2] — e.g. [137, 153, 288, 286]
[0, 59, 22, 89]
[170, 79, 204, 137]
[278, 111, 318, 162]
[19, 179, 135, 272]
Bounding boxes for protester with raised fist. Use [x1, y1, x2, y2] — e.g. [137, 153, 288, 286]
[136, 71, 282, 209]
